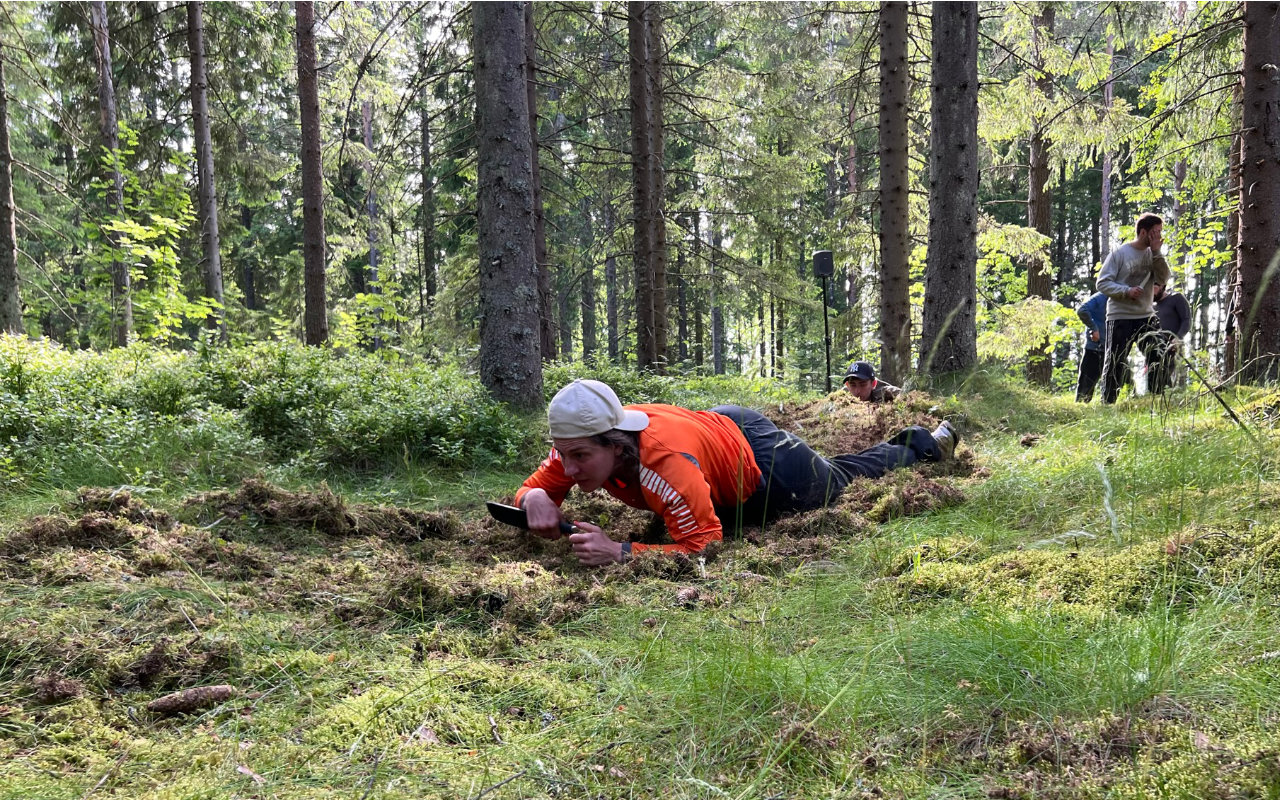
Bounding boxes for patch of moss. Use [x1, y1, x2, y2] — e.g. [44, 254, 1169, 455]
[886, 522, 1280, 613]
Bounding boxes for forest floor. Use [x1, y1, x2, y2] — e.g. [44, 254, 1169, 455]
[3, 382, 1280, 799]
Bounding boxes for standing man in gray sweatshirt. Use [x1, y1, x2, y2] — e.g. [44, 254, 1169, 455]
[1096, 213, 1171, 404]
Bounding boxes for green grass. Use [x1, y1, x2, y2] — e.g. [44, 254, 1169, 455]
[2, 361, 1280, 798]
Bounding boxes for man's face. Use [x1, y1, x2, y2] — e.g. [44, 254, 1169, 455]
[1142, 223, 1164, 252]
[553, 437, 620, 493]
[1154, 283, 1166, 301]
[844, 378, 873, 401]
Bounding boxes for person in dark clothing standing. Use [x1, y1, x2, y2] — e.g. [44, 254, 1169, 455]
[1144, 282, 1191, 394]
[1075, 291, 1109, 403]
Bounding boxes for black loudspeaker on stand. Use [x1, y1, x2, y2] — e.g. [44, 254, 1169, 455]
[812, 250, 834, 392]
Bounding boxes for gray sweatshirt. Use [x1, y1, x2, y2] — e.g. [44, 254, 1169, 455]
[1097, 244, 1167, 321]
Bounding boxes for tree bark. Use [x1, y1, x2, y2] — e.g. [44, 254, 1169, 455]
[419, 46, 436, 312]
[1099, 34, 1114, 263]
[877, 1, 910, 385]
[1237, 1, 1280, 382]
[920, 1, 978, 375]
[0, 55, 20, 335]
[581, 198, 597, 363]
[524, 2, 555, 363]
[605, 202, 619, 363]
[629, 0, 667, 372]
[1025, 5, 1055, 387]
[711, 224, 724, 375]
[188, 1, 226, 341]
[89, 0, 132, 346]
[474, 1, 543, 408]
[295, 1, 328, 345]
[692, 211, 703, 367]
[676, 235, 688, 362]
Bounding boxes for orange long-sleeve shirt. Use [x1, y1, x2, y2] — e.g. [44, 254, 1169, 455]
[514, 404, 763, 555]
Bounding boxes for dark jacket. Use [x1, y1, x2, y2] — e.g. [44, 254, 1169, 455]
[1155, 291, 1191, 339]
[1076, 292, 1109, 352]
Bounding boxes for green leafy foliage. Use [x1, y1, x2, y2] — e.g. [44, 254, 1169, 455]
[0, 337, 539, 495]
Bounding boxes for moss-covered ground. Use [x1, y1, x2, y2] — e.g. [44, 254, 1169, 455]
[3, 373, 1280, 799]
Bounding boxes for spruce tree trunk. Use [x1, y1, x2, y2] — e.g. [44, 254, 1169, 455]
[581, 198, 597, 363]
[692, 212, 703, 367]
[525, 2, 555, 362]
[920, 1, 978, 375]
[239, 204, 258, 311]
[474, 1, 542, 408]
[0, 55, 21, 334]
[877, 1, 910, 385]
[1237, 1, 1280, 382]
[605, 202, 619, 363]
[188, 1, 226, 341]
[419, 46, 436, 310]
[711, 225, 724, 375]
[629, 0, 667, 372]
[89, 0, 132, 346]
[676, 240, 688, 362]
[296, 0, 328, 345]
[1025, 6, 1055, 387]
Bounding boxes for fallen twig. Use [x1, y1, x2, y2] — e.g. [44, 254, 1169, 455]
[475, 770, 527, 799]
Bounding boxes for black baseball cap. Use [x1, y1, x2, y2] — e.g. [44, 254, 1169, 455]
[844, 360, 875, 382]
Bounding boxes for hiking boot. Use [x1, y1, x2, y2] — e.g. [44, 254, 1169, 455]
[931, 420, 959, 461]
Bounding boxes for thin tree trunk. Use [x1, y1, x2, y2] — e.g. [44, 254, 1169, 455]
[711, 224, 724, 375]
[1100, 34, 1114, 263]
[90, 0, 131, 346]
[239, 204, 258, 311]
[0, 55, 20, 334]
[676, 236, 688, 362]
[877, 1, 910, 384]
[692, 211, 703, 367]
[296, 1, 328, 345]
[474, 1, 542, 407]
[188, 1, 225, 341]
[581, 198, 597, 363]
[921, 0, 978, 375]
[1236, 0, 1280, 381]
[419, 53, 436, 312]
[525, 2, 555, 362]
[605, 202, 619, 363]
[362, 99, 382, 349]
[1025, 5, 1055, 387]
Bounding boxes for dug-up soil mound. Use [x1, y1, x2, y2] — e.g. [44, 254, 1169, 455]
[183, 478, 460, 542]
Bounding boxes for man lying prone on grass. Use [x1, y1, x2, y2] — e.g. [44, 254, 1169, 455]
[516, 379, 959, 567]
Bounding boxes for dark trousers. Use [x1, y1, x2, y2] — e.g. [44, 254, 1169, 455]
[1141, 332, 1177, 394]
[1102, 316, 1157, 404]
[1075, 348, 1103, 403]
[710, 405, 940, 532]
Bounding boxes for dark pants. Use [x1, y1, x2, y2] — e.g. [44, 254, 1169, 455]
[710, 405, 941, 532]
[1076, 348, 1103, 403]
[1102, 316, 1157, 404]
[1141, 332, 1177, 394]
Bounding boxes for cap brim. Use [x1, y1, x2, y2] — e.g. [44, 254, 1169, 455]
[616, 409, 650, 432]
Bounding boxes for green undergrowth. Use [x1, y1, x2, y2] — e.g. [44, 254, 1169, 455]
[2, 359, 1280, 798]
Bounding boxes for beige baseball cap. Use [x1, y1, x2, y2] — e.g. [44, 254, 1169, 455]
[547, 379, 650, 439]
